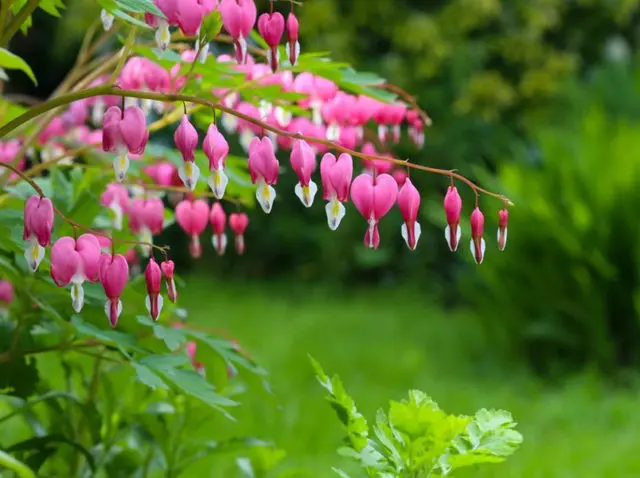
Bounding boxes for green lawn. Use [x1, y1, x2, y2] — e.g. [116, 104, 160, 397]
[181, 277, 640, 478]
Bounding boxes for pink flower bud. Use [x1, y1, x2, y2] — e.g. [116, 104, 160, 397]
[397, 178, 422, 251]
[145, 257, 163, 321]
[229, 212, 248, 255]
[161, 260, 177, 303]
[258, 12, 285, 72]
[175, 115, 201, 190]
[470, 207, 486, 264]
[175, 199, 210, 258]
[320, 153, 353, 230]
[23, 195, 54, 272]
[203, 124, 230, 199]
[350, 173, 398, 249]
[209, 202, 227, 256]
[0, 280, 14, 306]
[286, 12, 300, 66]
[290, 139, 317, 207]
[443, 186, 462, 252]
[99, 253, 130, 327]
[497, 208, 508, 251]
[392, 169, 408, 187]
[248, 137, 279, 214]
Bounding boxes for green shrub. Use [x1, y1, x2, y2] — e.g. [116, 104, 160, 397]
[464, 65, 640, 375]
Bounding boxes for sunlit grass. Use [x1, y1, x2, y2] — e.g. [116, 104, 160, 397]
[182, 277, 640, 478]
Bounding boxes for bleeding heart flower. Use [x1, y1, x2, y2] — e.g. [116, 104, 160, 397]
[397, 178, 421, 251]
[161, 259, 177, 303]
[145, 257, 164, 321]
[175, 115, 200, 190]
[444, 185, 462, 252]
[219, 0, 257, 64]
[470, 207, 486, 264]
[248, 137, 279, 213]
[497, 208, 508, 251]
[203, 124, 230, 199]
[290, 139, 317, 207]
[23, 195, 54, 272]
[258, 12, 285, 72]
[175, 199, 210, 258]
[209, 202, 227, 256]
[51, 234, 101, 312]
[350, 173, 398, 249]
[286, 12, 300, 66]
[320, 153, 353, 230]
[229, 212, 248, 254]
[99, 253, 129, 327]
[102, 105, 149, 182]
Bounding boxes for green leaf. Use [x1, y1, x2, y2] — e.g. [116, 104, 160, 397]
[0, 48, 37, 85]
[309, 356, 369, 452]
[137, 315, 187, 351]
[139, 353, 189, 369]
[160, 368, 237, 415]
[440, 409, 523, 473]
[7, 434, 95, 472]
[201, 10, 223, 40]
[0, 356, 39, 399]
[332, 468, 353, 478]
[132, 362, 168, 390]
[70, 315, 142, 356]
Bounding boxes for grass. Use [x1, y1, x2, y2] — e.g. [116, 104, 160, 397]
[181, 277, 640, 478]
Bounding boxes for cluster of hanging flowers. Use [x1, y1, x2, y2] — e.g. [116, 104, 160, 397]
[4, 0, 512, 329]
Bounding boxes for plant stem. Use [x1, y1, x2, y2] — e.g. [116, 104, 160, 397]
[0, 0, 39, 47]
[0, 85, 513, 204]
[0, 450, 35, 478]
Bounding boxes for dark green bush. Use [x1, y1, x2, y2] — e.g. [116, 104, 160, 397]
[464, 63, 640, 375]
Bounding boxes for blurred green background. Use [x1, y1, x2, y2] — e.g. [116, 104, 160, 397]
[7, 0, 640, 476]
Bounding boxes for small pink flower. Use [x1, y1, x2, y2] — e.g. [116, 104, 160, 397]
[23, 195, 54, 272]
[203, 124, 230, 199]
[229, 212, 248, 254]
[145, 257, 164, 321]
[258, 12, 285, 72]
[161, 259, 177, 303]
[174, 115, 200, 190]
[286, 12, 300, 66]
[497, 208, 508, 252]
[320, 153, 353, 230]
[209, 202, 227, 256]
[102, 105, 149, 182]
[219, 0, 257, 64]
[290, 139, 317, 207]
[176, 0, 207, 36]
[470, 207, 486, 264]
[51, 234, 101, 312]
[248, 137, 279, 214]
[392, 169, 408, 187]
[350, 173, 398, 249]
[99, 253, 130, 327]
[444, 186, 462, 252]
[175, 199, 210, 258]
[361, 142, 393, 175]
[397, 178, 421, 251]
[100, 184, 130, 230]
[128, 197, 165, 256]
[186, 341, 205, 375]
[0, 280, 13, 306]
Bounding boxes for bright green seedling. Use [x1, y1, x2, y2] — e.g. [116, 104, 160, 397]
[310, 357, 523, 478]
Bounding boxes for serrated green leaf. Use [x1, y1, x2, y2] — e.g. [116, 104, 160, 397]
[0, 48, 37, 85]
[137, 315, 187, 351]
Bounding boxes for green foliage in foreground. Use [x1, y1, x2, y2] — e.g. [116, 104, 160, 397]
[180, 278, 640, 478]
[310, 358, 522, 478]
